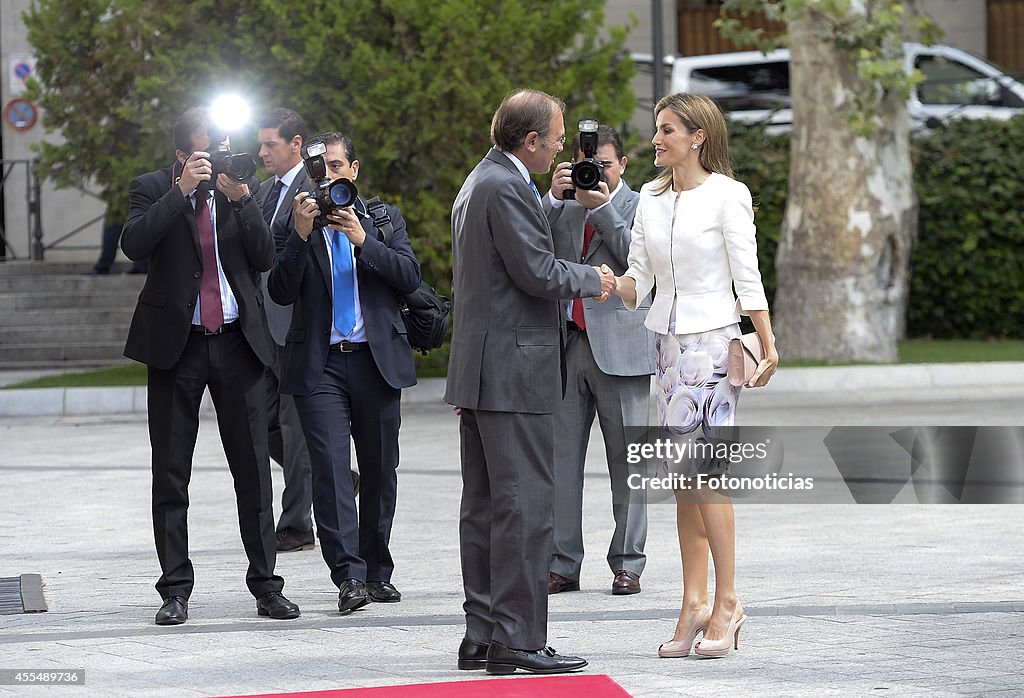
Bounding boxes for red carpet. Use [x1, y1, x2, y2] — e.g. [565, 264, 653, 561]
[219, 674, 632, 697]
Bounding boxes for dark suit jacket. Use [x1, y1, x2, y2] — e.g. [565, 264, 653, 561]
[256, 169, 310, 346]
[121, 167, 275, 370]
[444, 149, 603, 414]
[267, 197, 421, 395]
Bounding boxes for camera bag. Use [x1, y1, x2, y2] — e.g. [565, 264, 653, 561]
[365, 198, 451, 355]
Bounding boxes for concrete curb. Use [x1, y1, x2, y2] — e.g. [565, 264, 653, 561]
[1, 362, 1022, 417]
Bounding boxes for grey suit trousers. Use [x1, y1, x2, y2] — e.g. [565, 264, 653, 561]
[551, 330, 649, 581]
[459, 408, 554, 651]
[266, 344, 313, 534]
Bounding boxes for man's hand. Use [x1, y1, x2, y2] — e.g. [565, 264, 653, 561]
[574, 180, 611, 210]
[594, 263, 616, 302]
[177, 151, 211, 197]
[325, 207, 366, 247]
[550, 161, 574, 201]
[292, 192, 320, 240]
[216, 174, 250, 202]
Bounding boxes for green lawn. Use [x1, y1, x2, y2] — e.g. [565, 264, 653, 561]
[3, 339, 1022, 389]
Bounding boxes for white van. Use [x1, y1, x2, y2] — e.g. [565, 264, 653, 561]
[655, 44, 1024, 131]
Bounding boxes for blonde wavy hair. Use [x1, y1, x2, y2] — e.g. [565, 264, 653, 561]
[651, 93, 733, 195]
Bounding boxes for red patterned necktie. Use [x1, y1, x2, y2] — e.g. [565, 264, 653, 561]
[571, 220, 596, 330]
[195, 193, 224, 333]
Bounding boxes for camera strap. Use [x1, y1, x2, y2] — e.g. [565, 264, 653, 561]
[364, 197, 394, 244]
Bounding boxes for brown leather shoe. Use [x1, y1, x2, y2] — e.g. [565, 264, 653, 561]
[548, 572, 580, 594]
[612, 570, 641, 595]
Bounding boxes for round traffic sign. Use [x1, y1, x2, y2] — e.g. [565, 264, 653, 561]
[3, 98, 38, 131]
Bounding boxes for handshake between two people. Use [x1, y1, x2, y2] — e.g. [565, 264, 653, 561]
[592, 264, 617, 303]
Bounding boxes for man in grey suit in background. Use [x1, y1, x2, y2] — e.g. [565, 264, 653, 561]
[255, 108, 316, 553]
[545, 125, 654, 597]
[446, 89, 615, 676]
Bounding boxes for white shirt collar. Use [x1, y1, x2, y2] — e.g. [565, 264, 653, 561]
[608, 178, 624, 200]
[501, 150, 532, 183]
[279, 160, 304, 188]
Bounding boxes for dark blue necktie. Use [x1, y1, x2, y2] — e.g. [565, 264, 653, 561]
[261, 179, 284, 226]
[331, 229, 356, 335]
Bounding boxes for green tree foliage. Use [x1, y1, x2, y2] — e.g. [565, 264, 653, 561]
[23, 0, 635, 290]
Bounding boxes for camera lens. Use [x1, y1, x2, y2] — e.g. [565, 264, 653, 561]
[571, 160, 602, 190]
[224, 154, 257, 181]
[327, 179, 358, 208]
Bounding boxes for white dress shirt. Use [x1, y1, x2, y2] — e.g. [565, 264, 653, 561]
[191, 190, 239, 325]
[624, 173, 768, 335]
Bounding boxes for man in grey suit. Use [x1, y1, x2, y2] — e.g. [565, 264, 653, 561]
[446, 89, 615, 675]
[544, 125, 654, 596]
[255, 108, 316, 553]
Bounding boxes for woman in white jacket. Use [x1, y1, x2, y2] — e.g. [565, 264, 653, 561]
[612, 93, 778, 658]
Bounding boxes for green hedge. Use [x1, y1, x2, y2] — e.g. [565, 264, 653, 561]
[627, 116, 1024, 339]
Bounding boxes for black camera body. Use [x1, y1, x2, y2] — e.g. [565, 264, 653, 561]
[564, 118, 604, 200]
[205, 126, 258, 184]
[301, 138, 361, 229]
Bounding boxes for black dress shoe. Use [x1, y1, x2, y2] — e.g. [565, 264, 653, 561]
[458, 638, 490, 670]
[366, 581, 402, 603]
[276, 528, 315, 553]
[485, 642, 588, 675]
[155, 596, 188, 626]
[256, 591, 301, 619]
[337, 579, 370, 614]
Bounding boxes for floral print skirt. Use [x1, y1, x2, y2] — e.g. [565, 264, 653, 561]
[654, 323, 742, 475]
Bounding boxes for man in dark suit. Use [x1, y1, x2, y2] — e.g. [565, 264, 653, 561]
[121, 106, 300, 626]
[445, 89, 615, 675]
[268, 131, 420, 614]
[545, 125, 654, 596]
[254, 108, 317, 553]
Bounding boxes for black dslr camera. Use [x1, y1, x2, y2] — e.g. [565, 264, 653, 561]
[205, 126, 258, 184]
[564, 118, 604, 200]
[301, 138, 361, 229]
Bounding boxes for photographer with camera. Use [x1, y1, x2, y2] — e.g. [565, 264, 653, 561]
[121, 105, 301, 626]
[267, 131, 421, 614]
[545, 122, 654, 597]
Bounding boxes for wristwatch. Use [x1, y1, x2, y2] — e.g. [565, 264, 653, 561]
[231, 193, 254, 210]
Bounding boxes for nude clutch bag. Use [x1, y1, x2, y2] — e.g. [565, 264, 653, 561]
[727, 333, 765, 387]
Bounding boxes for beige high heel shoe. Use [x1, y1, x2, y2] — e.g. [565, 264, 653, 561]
[658, 606, 713, 658]
[694, 603, 746, 658]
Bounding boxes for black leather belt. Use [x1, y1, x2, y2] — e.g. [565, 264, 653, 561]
[191, 321, 240, 335]
[566, 320, 586, 333]
[330, 340, 369, 353]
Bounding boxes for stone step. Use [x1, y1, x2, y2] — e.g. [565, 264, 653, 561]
[0, 307, 135, 328]
[0, 342, 127, 365]
[0, 273, 146, 294]
[0, 291, 142, 311]
[0, 324, 128, 344]
[0, 261, 99, 276]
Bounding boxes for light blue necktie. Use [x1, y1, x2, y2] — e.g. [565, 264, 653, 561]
[330, 229, 356, 336]
[528, 180, 543, 205]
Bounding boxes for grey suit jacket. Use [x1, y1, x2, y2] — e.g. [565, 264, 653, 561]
[445, 148, 604, 414]
[257, 169, 310, 346]
[545, 183, 655, 377]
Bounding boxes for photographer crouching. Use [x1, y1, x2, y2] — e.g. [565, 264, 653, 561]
[267, 131, 421, 613]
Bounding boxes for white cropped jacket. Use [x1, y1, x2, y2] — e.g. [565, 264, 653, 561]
[623, 172, 769, 335]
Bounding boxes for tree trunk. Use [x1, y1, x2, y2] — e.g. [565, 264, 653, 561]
[772, 13, 917, 362]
